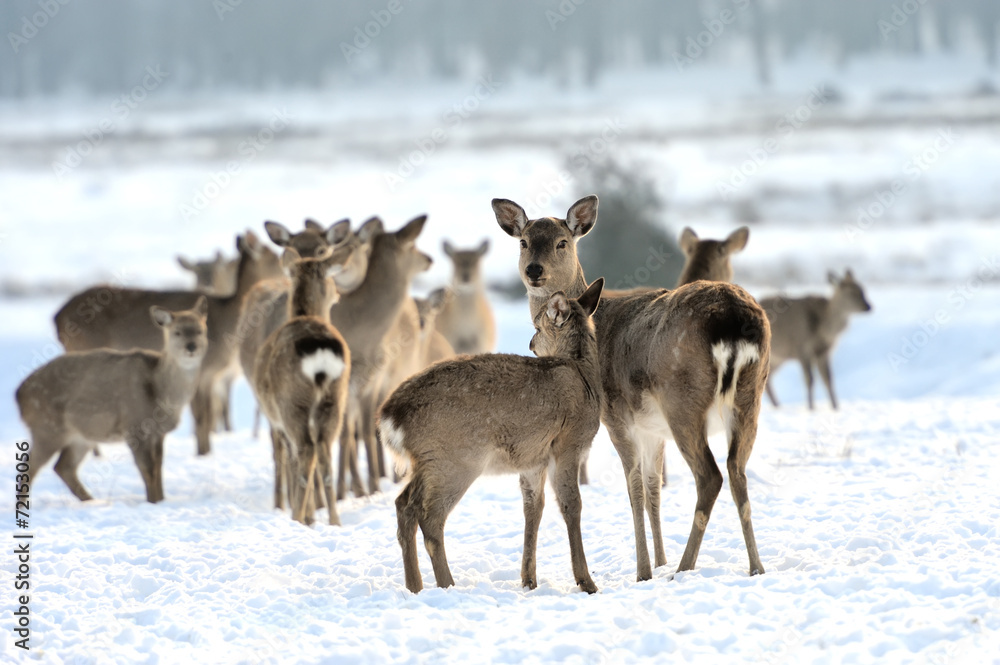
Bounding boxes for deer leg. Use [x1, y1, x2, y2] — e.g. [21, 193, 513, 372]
[53, 442, 95, 502]
[270, 427, 286, 510]
[668, 411, 722, 573]
[729, 377, 766, 575]
[605, 420, 651, 582]
[336, 416, 357, 501]
[577, 449, 590, 485]
[289, 429, 318, 526]
[395, 475, 424, 593]
[192, 382, 213, 456]
[519, 467, 547, 590]
[360, 397, 381, 494]
[551, 454, 598, 594]
[765, 379, 780, 407]
[660, 444, 668, 488]
[126, 434, 161, 504]
[641, 438, 668, 569]
[150, 435, 165, 503]
[419, 469, 476, 590]
[26, 428, 63, 486]
[799, 357, 815, 410]
[816, 353, 838, 410]
[316, 433, 340, 526]
[252, 406, 261, 439]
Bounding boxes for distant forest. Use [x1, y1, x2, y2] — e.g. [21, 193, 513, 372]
[2, 0, 998, 98]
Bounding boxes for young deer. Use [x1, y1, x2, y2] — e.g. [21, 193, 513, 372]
[237, 219, 372, 442]
[494, 195, 770, 582]
[54, 231, 281, 456]
[178, 251, 239, 296]
[414, 289, 455, 366]
[330, 216, 431, 500]
[759, 269, 872, 410]
[434, 240, 496, 354]
[677, 226, 749, 286]
[382, 278, 605, 594]
[18, 298, 209, 503]
[251, 247, 351, 525]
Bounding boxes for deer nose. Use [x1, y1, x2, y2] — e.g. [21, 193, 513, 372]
[525, 263, 543, 280]
[185, 342, 197, 353]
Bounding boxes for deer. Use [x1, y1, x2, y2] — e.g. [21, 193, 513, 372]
[414, 289, 456, 366]
[237, 219, 372, 440]
[237, 219, 373, 511]
[251, 247, 351, 526]
[53, 231, 282, 456]
[18, 297, 209, 503]
[330, 215, 432, 500]
[494, 195, 770, 582]
[676, 226, 750, 286]
[434, 239, 497, 354]
[758, 269, 872, 410]
[381, 278, 605, 594]
[178, 251, 239, 296]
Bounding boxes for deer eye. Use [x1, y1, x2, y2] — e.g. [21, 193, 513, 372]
[556, 240, 568, 250]
[519, 239, 527, 249]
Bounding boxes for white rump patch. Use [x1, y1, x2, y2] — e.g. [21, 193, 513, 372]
[711, 340, 761, 407]
[379, 416, 411, 477]
[300, 349, 345, 385]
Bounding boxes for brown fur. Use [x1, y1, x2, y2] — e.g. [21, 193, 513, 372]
[19, 298, 209, 503]
[251, 247, 351, 525]
[54, 231, 281, 456]
[178, 251, 239, 296]
[330, 215, 430, 500]
[677, 226, 749, 286]
[414, 289, 456, 366]
[759, 269, 871, 410]
[494, 195, 770, 581]
[381, 279, 605, 594]
[434, 240, 497, 354]
[237, 219, 373, 443]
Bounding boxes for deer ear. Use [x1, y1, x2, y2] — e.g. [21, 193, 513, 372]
[237, 231, 262, 259]
[827, 270, 839, 285]
[545, 292, 571, 326]
[192, 295, 209, 319]
[264, 221, 292, 247]
[844, 268, 855, 281]
[442, 240, 455, 257]
[477, 239, 490, 256]
[395, 215, 428, 245]
[150, 306, 173, 328]
[566, 195, 598, 238]
[177, 256, 195, 271]
[493, 198, 529, 238]
[304, 218, 324, 231]
[679, 227, 698, 255]
[577, 278, 604, 317]
[428, 287, 448, 310]
[326, 218, 351, 246]
[725, 226, 750, 253]
[281, 247, 302, 275]
[357, 216, 384, 243]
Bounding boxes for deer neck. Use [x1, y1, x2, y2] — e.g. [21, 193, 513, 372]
[155, 348, 202, 407]
[822, 293, 853, 337]
[288, 278, 329, 321]
[334, 240, 410, 344]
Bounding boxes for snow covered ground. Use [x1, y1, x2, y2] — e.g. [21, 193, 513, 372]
[2, 56, 1000, 664]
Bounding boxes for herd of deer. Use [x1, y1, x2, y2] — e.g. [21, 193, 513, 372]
[16, 195, 871, 594]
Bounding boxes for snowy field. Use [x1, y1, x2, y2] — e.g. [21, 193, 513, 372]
[2, 57, 1000, 664]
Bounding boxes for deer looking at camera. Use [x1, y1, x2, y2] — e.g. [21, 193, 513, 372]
[759, 269, 872, 410]
[54, 232, 281, 457]
[381, 278, 605, 594]
[494, 195, 770, 581]
[251, 247, 351, 526]
[18, 298, 209, 503]
[434, 240, 496, 354]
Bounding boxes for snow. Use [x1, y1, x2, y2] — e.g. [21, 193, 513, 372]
[2, 55, 1000, 664]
